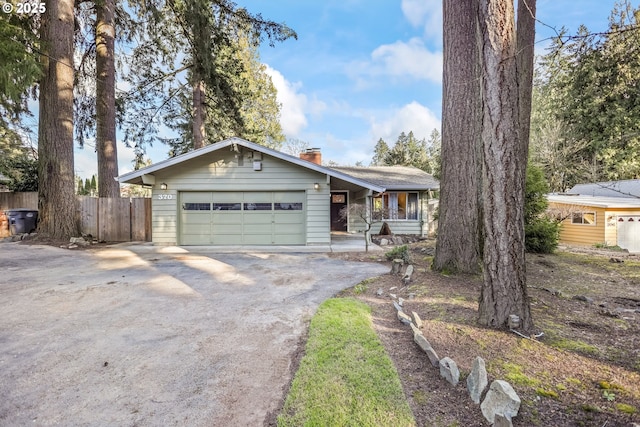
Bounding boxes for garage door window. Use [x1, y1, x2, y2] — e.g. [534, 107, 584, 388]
[183, 203, 211, 210]
[245, 202, 272, 210]
[275, 202, 303, 210]
[213, 203, 241, 210]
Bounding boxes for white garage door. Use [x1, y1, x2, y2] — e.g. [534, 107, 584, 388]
[617, 215, 640, 253]
[180, 192, 306, 245]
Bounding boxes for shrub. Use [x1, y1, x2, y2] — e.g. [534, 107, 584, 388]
[525, 165, 560, 254]
[385, 245, 411, 263]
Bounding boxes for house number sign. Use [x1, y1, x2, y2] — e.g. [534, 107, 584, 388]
[158, 194, 174, 200]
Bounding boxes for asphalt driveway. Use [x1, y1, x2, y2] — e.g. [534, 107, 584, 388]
[0, 243, 388, 426]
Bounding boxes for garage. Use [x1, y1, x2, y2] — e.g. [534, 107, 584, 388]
[180, 191, 306, 245]
[617, 215, 640, 253]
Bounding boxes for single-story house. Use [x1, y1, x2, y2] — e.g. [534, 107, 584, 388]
[547, 193, 640, 253]
[568, 179, 640, 198]
[118, 137, 439, 246]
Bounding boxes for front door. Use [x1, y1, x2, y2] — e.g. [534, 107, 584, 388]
[330, 192, 348, 231]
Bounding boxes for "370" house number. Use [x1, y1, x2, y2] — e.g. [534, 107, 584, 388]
[158, 194, 173, 200]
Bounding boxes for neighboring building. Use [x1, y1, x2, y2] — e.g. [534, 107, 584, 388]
[118, 137, 439, 246]
[568, 179, 640, 199]
[547, 193, 640, 253]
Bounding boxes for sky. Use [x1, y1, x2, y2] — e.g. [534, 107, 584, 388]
[71, 0, 636, 179]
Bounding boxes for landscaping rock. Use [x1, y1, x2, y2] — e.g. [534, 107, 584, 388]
[380, 238, 389, 246]
[493, 413, 513, 427]
[412, 311, 423, 328]
[439, 357, 460, 386]
[397, 310, 412, 325]
[413, 332, 432, 353]
[391, 259, 403, 274]
[398, 297, 404, 306]
[403, 265, 414, 284]
[393, 300, 403, 312]
[410, 323, 421, 336]
[508, 315, 520, 329]
[481, 380, 521, 424]
[70, 237, 90, 246]
[467, 356, 488, 404]
[392, 236, 404, 245]
[376, 288, 384, 296]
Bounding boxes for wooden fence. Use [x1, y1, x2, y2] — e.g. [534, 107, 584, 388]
[0, 192, 151, 242]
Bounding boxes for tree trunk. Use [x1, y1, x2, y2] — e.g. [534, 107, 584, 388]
[516, 0, 537, 159]
[477, 0, 533, 331]
[37, 0, 79, 239]
[433, 0, 483, 274]
[193, 79, 206, 149]
[96, 0, 120, 197]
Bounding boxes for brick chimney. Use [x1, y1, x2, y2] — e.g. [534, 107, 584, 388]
[299, 148, 322, 165]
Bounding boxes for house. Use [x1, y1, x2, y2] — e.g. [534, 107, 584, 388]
[117, 137, 439, 246]
[568, 179, 640, 198]
[547, 193, 640, 253]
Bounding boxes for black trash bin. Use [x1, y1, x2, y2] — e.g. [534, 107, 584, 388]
[6, 209, 38, 235]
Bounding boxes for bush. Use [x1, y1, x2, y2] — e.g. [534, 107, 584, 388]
[525, 217, 560, 253]
[385, 245, 411, 263]
[525, 165, 559, 254]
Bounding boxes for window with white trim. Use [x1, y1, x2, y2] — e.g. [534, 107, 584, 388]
[571, 211, 596, 225]
[372, 192, 419, 220]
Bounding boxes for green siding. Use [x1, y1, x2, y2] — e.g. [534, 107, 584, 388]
[150, 151, 329, 245]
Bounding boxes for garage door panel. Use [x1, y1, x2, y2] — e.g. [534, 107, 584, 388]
[181, 191, 306, 245]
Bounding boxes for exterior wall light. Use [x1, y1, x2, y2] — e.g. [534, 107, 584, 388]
[160, 183, 168, 190]
[314, 182, 320, 191]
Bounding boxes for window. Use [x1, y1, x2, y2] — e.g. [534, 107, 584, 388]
[183, 203, 210, 211]
[275, 202, 303, 210]
[244, 202, 272, 211]
[571, 211, 596, 225]
[213, 203, 241, 211]
[372, 192, 419, 220]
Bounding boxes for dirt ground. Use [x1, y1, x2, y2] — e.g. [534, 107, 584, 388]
[0, 242, 389, 426]
[334, 240, 640, 426]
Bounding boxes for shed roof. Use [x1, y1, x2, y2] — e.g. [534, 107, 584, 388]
[568, 179, 640, 198]
[118, 137, 387, 192]
[330, 166, 439, 190]
[547, 194, 640, 209]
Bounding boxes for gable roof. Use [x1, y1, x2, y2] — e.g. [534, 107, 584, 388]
[118, 137, 386, 192]
[330, 166, 439, 190]
[547, 194, 640, 209]
[568, 179, 640, 199]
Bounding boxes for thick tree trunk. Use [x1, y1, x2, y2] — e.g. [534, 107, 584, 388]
[193, 79, 206, 149]
[477, 0, 533, 331]
[433, 0, 483, 274]
[37, 0, 79, 239]
[516, 0, 537, 158]
[96, 0, 120, 197]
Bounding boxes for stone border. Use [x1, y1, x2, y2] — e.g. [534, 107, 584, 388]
[385, 282, 521, 426]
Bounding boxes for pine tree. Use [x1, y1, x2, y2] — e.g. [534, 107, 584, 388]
[38, 0, 79, 239]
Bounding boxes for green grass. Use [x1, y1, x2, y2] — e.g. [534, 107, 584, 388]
[277, 298, 415, 427]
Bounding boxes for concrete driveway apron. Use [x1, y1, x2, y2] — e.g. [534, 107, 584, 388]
[0, 243, 388, 426]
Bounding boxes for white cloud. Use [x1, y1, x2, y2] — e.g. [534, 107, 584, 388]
[401, 0, 442, 41]
[371, 38, 442, 83]
[264, 65, 326, 137]
[369, 101, 441, 143]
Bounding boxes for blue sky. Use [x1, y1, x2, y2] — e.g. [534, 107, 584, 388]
[72, 0, 634, 178]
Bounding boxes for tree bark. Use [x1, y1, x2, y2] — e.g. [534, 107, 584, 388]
[193, 79, 206, 149]
[516, 0, 537, 159]
[96, 0, 120, 197]
[477, 0, 533, 330]
[37, 0, 79, 239]
[433, 0, 483, 274]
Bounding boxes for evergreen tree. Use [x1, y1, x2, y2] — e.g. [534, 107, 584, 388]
[371, 138, 390, 166]
[84, 178, 92, 195]
[38, 0, 80, 239]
